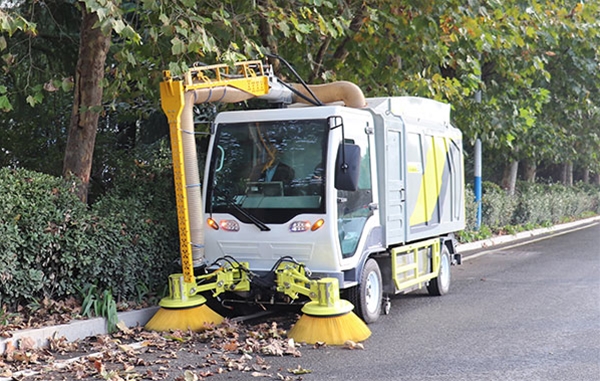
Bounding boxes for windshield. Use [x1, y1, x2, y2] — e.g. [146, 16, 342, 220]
[206, 119, 329, 224]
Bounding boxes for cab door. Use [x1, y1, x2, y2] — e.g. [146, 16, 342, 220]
[384, 121, 406, 245]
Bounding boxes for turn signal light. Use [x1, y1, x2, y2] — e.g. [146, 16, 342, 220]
[207, 218, 219, 230]
[311, 219, 325, 231]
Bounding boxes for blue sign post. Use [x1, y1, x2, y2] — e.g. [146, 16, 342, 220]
[474, 138, 482, 230]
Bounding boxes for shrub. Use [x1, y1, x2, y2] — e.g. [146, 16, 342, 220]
[0, 143, 180, 310]
[463, 187, 477, 231]
[514, 181, 598, 225]
[480, 181, 518, 229]
[513, 182, 553, 225]
[91, 142, 179, 301]
[459, 181, 599, 242]
[0, 168, 90, 305]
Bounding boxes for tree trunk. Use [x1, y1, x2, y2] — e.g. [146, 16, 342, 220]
[522, 159, 537, 183]
[594, 172, 600, 186]
[560, 161, 573, 186]
[62, 7, 111, 203]
[332, 3, 367, 61]
[256, 0, 281, 75]
[582, 168, 589, 184]
[501, 160, 519, 195]
[308, 2, 367, 82]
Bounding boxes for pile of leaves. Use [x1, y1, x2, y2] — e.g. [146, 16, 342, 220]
[0, 319, 321, 381]
[0, 298, 83, 334]
[0, 297, 153, 337]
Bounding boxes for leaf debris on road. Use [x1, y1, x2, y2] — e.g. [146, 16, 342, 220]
[1, 318, 312, 380]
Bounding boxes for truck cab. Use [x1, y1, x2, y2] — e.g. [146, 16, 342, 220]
[203, 106, 374, 282]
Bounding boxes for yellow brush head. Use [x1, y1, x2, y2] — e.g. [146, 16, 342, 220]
[145, 304, 224, 332]
[287, 311, 371, 346]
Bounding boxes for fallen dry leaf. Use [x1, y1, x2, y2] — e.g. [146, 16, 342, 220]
[0, 369, 12, 377]
[93, 359, 104, 373]
[12, 350, 32, 363]
[222, 340, 239, 352]
[117, 343, 134, 354]
[183, 369, 198, 381]
[288, 364, 312, 375]
[4, 340, 16, 355]
[251, 371, 272, 377]
[116, 321, 133, 335]
[343, 340, 364, 350]
[19, 336, 36, 351]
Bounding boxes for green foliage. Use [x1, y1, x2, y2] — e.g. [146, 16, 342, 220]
[2, 0, 599, 186]
[481, 181, 518, 229]
[90, 141, 180, 299]
[514, 181, 596, 225]
[459, 181, 600, 242]
[463, 187, 477, 231]
[80, 284, 118, 333]
[457, 224, 492, 243]
[0, 149, 179, 309]
[0, 305, 17, 326]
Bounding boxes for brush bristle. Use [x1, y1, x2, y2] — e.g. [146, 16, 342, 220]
[145, 305, 224, 332]
[287, 312, 371, 345]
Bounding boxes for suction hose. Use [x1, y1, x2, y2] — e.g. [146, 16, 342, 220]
[180, 92, 205, 266]
[181, 88, 258, 266]
[292, 81, 367, 108]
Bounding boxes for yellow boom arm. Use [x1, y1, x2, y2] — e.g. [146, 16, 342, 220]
[160, 61, 270, 284]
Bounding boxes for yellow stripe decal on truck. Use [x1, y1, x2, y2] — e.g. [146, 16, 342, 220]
[409, 136, 449, 226]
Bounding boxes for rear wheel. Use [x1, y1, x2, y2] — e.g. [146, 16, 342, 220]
[348, 258, 382, 324]
[427, 245, 451, 296]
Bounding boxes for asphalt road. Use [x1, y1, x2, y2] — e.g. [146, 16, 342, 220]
[210, 222, 600, 381]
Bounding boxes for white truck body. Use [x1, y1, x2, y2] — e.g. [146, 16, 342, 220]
[201, 96, 465, 295]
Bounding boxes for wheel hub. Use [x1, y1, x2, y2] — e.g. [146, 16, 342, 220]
[365, 271, 381, 313]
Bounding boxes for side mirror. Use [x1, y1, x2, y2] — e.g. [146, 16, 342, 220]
[335, 143, 361, 191]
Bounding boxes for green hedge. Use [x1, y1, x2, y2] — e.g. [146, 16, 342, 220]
[461, 180, 600, 241]
[481, 181, 519, 229]
[0, 145, 179, 309]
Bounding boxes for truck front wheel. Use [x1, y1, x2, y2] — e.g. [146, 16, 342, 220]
[348, 258, 382, 324]
[427, 245, 451, 296]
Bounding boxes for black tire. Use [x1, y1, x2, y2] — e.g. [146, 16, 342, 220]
[427, 245, 451, 296]
[347, 258, 382, 324]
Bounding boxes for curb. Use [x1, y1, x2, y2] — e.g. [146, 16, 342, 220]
[457, 215, 600, 254]
[0, 306, 159, 355]
[1, 215, 598, 355]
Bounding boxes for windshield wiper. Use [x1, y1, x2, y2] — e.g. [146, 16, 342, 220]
[212, 188, 270, 232]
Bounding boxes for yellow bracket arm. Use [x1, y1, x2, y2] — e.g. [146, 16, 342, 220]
[275, 262, 317, 300]
[193, 262, 251, 297]
[159, 262, 251, 309]
[159, 60, 271, 285]
[275, 262, 354, 316]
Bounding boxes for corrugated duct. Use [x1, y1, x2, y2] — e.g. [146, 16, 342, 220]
[293, 81, 367, 108]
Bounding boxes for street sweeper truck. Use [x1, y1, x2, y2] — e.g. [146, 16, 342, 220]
[146, 59, 465, 344]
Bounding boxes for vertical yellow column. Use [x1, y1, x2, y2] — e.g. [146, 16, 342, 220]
[160, 79, 195, 284]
